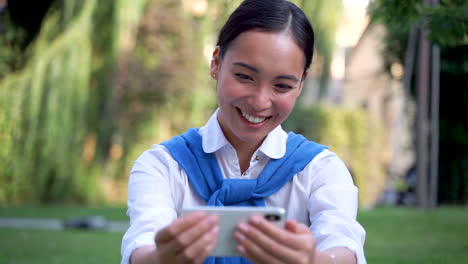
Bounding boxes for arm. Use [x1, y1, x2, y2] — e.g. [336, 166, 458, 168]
[316, 247, 357, 264]
[130, 245, 158, 264]
[130, 212, 219, 264]
[121, 147, 219, 264]
[307, 151, 366, 264]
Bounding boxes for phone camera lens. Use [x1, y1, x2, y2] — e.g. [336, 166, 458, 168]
[264, 214, 280, 221]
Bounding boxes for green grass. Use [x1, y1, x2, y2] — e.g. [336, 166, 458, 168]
[0, 229, 124, 264]
[358, 207, 468, 264]
[0, 206, 467, 263]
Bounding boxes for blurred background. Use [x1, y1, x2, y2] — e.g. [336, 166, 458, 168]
[0, 0, 467, 263]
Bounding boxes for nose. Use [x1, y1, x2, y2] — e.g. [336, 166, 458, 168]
[248, 86, 272, 111]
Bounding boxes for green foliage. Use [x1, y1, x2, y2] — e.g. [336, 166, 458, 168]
[369, 0, 467, 47]
[284, 104, 386, 207]
[0, 15, 27, 79]
[423, 1, 468, 46]
[369, 0, 468, 69]
[0, 0, 150, 204]
[0, 1, 95, 203]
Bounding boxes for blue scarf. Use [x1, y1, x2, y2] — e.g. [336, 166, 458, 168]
[161, 128, 327, 264]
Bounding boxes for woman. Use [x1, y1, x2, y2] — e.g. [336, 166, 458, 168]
[121, 0, 366, 263]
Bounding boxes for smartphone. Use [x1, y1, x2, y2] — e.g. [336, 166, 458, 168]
[180, 206, 285, 257]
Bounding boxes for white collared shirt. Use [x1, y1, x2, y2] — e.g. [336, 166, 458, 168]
[121, 110, 366, 264]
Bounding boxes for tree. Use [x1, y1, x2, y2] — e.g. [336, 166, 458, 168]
[369, 0, 468, 205]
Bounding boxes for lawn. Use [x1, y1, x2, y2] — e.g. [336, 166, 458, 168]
[359, 207, 468, 264]
[0, 229, 123, 264]
[0, 206, 467, 264]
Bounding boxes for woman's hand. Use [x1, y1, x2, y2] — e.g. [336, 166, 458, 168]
[154, 212, 219, 264]
[234, 215, 317, 264]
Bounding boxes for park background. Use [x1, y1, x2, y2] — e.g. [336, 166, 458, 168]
[0, 0, 467, 263]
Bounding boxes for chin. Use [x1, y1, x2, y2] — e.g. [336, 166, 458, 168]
[235, 130, 269, 144]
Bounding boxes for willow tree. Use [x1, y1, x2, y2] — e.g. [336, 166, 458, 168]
[0, 0, 149, 204]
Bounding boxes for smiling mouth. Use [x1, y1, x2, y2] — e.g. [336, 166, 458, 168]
[236, 107, 270, 124]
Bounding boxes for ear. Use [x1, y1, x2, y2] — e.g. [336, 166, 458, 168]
[210, 46, 221, 80]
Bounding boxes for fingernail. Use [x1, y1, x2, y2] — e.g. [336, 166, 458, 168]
[207, 214, 218, 223]
[211, 226, 219, 234]
[237, 245, 246, 254]
[237, 222, 248, 232]
[250, 215, 261, 224]
[234, 231, 245, 241]
[194, 211, 206, 218]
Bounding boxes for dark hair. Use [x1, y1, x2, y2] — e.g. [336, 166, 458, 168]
[216, 0, 315, 73]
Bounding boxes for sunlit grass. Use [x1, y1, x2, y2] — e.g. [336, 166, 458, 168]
[0, 229, 123, 264]
[359, 207, 468, 264]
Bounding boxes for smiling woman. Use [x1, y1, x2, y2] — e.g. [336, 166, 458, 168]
[213, 31, 306, 169]
[121, 1, 366, 264]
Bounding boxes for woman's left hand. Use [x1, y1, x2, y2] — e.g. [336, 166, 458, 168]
[234, 215, 317, 264]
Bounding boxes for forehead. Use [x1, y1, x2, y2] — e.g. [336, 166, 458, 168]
[223, 30, 305, 74]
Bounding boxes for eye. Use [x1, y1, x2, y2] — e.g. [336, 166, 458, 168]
[235, 73, 254, 81]
[275, 84, 293, 91]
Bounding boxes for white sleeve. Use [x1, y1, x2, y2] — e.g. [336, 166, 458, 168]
[120, 146, 179, 264]
[307, 151, 367, 264]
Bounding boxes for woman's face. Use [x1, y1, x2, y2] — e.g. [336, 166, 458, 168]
[211, 30, 307, 149]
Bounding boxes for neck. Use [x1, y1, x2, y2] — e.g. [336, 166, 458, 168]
[233, 140, 260, 174]
[219, 126, 264, 174]
[217, 113, 266, 173]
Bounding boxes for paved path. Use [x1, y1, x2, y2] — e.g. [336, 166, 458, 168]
[0, 217, 129, 232]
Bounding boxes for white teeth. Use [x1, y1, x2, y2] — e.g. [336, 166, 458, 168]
[241, 110, 266, 123]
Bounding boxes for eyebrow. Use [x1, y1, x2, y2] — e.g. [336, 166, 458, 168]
[276, 74, 300, 82]
[233, 62, 258, 73]
[232, 62, 300, 82]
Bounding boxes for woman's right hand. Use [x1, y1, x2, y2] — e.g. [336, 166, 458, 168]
[154, 212, 219, 264]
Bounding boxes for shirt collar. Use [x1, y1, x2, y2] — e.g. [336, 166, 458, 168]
[199, 108, 288, 159]
[257, 125, 288, 159]
[200, 108, 231, 153]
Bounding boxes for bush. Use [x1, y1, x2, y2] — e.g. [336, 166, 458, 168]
[284, 104, 386, 208]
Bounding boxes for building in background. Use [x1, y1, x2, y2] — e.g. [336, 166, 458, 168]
[340, 2, 416, 205]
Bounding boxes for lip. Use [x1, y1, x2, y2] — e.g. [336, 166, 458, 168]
[235, 107, 270, 128]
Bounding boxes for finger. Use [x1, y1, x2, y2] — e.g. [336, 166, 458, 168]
[285, 220, 297, 233]
[162, 214, 218, 255]
[249, 215, 311, 250]
[235, 221, 298, 263]
[294, 222, 312, 234]
[235, 228, 281, 264]
[285, 220, 310, 234]
[177, 225, 219, 263]
[156, 211, 207, 244]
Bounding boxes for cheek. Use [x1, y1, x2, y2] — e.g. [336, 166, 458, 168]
[275, 94, 299, 117]
[217, 78, 243, 103]
[216, 80, 229, 105]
